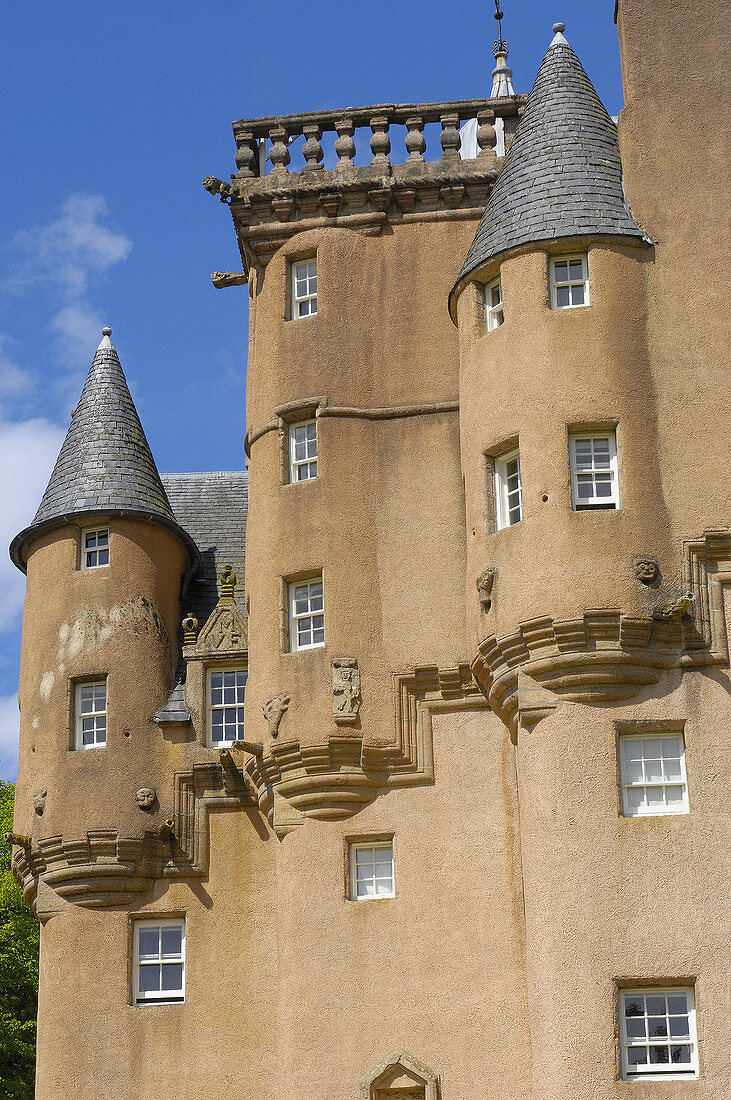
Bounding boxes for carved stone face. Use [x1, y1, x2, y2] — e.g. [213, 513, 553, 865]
[635, 558, 660, 584]
[135, 787, 156, 810]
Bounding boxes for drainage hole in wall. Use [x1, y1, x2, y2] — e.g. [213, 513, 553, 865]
[541, 494, 549, 503]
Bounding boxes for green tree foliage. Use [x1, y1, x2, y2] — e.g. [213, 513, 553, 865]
[0, 782, 38, 1100]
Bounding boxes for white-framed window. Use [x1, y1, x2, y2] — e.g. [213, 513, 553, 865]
[292, 257, 317, 318]
[75, 680, 107, 749]
[207, 668, 247, 747]
[550, 254, 589, 309]
[569, 431, 619, 510]
[619, 733, 689, 816]
[289, 419, 317, 481]
[81, 526, 109, 569]
[133, 918, 185, 1005]
[350, 841, 395, 901]
[620, 987, 698, 1080]
[486, 278, 504, 330]
[289, 576, 324, 651]
[495, 448, 522, 529]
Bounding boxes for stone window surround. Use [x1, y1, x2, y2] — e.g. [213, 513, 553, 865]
[280, 569, 325, 654]
[344, 833, 395, 902]
[616, 983, 699, 1081]
[274, 397, 328, 486]
[614, 719, 689, 818]
[128, 911, 186, 1007]
[288, 418, 318, 483]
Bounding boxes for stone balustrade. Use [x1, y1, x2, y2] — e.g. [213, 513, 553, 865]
[231, 97, 524, 180]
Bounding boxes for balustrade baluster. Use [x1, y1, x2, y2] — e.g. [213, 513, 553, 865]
[302, 124, 324, 171]
[369, 114, 391, 170]
[268, 125, 290, 174]
[476, 109, 497, 158]
[234, 130, 259, 178]
[439, 112, 461, 163]
[404, 116, 426, 163]
[334, 118, 356, 170]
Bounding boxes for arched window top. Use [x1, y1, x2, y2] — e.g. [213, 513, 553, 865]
[361, 1052, 440, 1100]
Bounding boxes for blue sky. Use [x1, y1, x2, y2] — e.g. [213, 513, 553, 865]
[0, 0, 624, 777]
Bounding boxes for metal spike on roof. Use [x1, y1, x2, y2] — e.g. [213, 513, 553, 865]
[451, 23, 651, 318]
[10, 330, 201, 571]
[491, 1, 515, 98]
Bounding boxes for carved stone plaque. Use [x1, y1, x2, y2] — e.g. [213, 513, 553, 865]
[332, 658, 361, 724]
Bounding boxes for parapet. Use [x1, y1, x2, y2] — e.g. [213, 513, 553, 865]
[218, 96, 526, 271]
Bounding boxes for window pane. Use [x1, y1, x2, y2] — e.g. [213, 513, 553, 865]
[571, 284, 585, 305]
[626, 1017, 646, 1039]
[569, 259, 584, 280]
[556, 285, 570, 307]
[138, 928, 159, 959]
[671, 1045, 691, 1064]
[161, 927, 182, 957]
[667, 995, 687, 1015]
[649, 1045, 670, 1064]
[625, 996, 645, 1017]
[138, 964, 160, 992]
[626, 1047, 647, 1066]
[161, 963, 183, 991]
[648, 1017, 668, 1038]
[646, 996, 666, 1015]
[670, 1016, 690, 1038]
[554, 261, 568, 279]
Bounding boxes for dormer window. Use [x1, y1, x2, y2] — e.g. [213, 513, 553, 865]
[486, 277, 504, 330]
[81, 526, 109, 569]
[291, 258, 317, 318]
[550, 254, 589, 309]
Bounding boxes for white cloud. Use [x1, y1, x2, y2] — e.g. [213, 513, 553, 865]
[0, 693, 20, 781]
[52, 302, 105, 367]
[0, 334, 34, 411]
[0, 416, 66, 628]
[5, 193, 132, 299]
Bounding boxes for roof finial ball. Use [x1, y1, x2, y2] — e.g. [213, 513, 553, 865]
[102, 327, 112, 337]
[553, 22, 566, 33]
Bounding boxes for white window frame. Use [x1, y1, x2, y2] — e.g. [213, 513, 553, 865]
[550, 254, 589, 309]
[494, 447, 522, 529]
[291, 257, 317, 318]
[619, 987, 698, 1081]
[80, 526, 109, 569]
[75, 680, 107, 749]
[486, 277, 504, 330]
[619, 733, 690, 816]
[350, 841, 395, 901]
[133, 918, 185, 1006]
[288, 576, 324, 652]
[207, 667, 247, 747]
[289, 419, 318, 482]
[569, 431, 619, 510]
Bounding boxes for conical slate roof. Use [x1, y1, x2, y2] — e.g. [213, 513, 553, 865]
[450, 25, 649, 317]
[10, 330, 201, 571]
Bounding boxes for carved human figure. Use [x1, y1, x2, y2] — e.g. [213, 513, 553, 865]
[135, 787, 157, 811]
[332, 658, 361, 722]
[476, 565, 496, 610]
[32, 789, 47, 816]
[263, 693, 290, 737]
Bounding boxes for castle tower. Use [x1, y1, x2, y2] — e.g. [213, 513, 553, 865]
[8, 5, 729, 1099]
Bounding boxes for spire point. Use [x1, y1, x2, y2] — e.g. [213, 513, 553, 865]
[97, 326, 114, 351]
[550, 21, 569, 46]
[491, 0, 515, 97]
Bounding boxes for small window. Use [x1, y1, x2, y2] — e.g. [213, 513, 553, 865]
[486, 278, 504, 330]
[289, 576, 324, 651]
[350, 841, 395, 901]
[75, 681, 107, 749]
[619, 733, 689, 816]
[550, 254, 589, 309]
[207, 668, 247, 747]
[289, 419, 317, 481]
[620, 987, 698, 1080]
[495, 448, 522, 529]
[81, 526, 109, 569]
[292, 258, 317, 318]
[569, 431, 618, 510]
[133, 919, 185, 1005]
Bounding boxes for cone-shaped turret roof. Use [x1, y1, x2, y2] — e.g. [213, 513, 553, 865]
[450, 23, 650, 317]
[10, 329, 201, 571]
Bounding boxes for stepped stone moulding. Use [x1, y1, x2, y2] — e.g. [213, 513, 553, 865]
[332, 657, 361, 723]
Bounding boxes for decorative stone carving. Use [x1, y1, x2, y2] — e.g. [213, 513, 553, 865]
[263, 693, 289, 737]
[202, 176, 234, 201]
[182, 612, 199, 645]
[158, 818, 175, 840]
[476, 565, 496, 611]
[656, 593, 695, 621]
[219, 564, 237, 598]
[332, 658, 361, 724]
[634, 556, 660, 585]
[135, 787, 156, 811]
[210, 271, 248, 289]
[4, 831, 31, 849]
[33, 789, 47, 816]
[361, 1052, 440, 1100]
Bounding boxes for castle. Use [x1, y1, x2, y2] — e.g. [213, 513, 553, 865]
[8, 1, 730, 1096]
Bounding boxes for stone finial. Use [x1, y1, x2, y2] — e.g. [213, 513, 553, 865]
[219, 564, 237, 599]
[182, 611, 199, 645]
[553, 22, 565, 33]
[550, 22, 569, 46]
